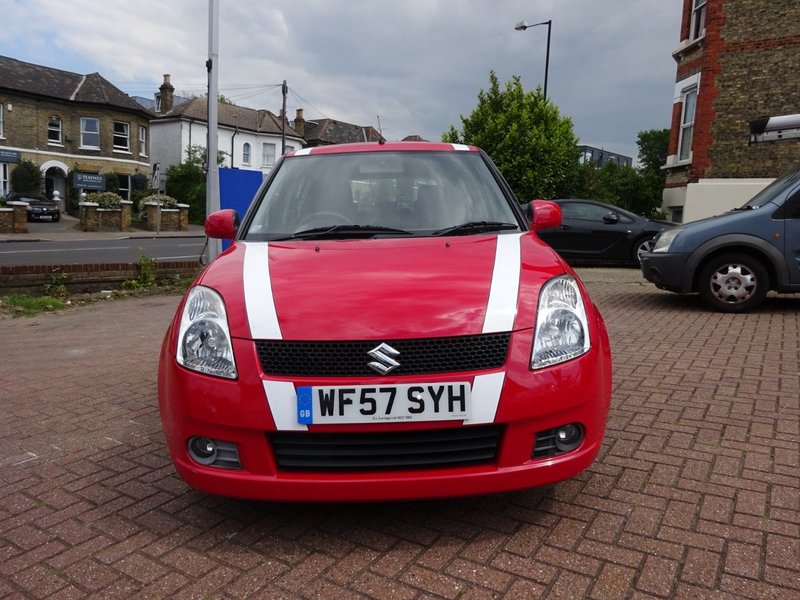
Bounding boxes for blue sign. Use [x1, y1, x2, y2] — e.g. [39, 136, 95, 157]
[0, 148, 20, 163]
[73, 172, 106, 190]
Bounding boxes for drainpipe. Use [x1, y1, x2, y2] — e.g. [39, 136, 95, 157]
[230, 126, 238, 168]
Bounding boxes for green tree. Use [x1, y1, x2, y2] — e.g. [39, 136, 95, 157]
[443, 72, 580, 201]
[164, 145, 227, 223]
[637, 129, 670, 173]
[636, 129, 669, 217]
[10, 160, 42, 196]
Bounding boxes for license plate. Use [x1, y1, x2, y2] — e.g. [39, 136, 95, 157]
[296, 383, 470, 424]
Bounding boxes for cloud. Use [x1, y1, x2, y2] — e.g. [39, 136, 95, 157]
[0, 0, 682, 158]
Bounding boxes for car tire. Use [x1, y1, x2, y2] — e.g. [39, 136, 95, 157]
[53, 214, 60, 223]
[698, 253, 769, 313]
[633, 236, 655, 265]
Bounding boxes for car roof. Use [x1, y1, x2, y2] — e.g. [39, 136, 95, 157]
[286, 142, 479, 157]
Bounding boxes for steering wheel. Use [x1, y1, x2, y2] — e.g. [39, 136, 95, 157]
[296, 211, 353, 230]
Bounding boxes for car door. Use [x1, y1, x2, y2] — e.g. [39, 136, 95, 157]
[547, 201, 632, 259]
[779, 186, 800, 284]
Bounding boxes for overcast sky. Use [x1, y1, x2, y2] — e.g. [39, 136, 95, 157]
[0, 0, 681, 161]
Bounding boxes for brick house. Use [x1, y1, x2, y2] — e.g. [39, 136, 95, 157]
[0, 55, 152, 205]
[663, 0, 800, 222]
[147, 75, 305, 178]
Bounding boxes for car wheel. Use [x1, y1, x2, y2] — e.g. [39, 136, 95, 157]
[53, 214, 60, 223]
[698, 253, 768, 312]
[633, 237, 655, 265]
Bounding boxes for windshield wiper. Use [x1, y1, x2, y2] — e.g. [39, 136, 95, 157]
[277, 224, 413, 240]
[432, 221, 519, 237]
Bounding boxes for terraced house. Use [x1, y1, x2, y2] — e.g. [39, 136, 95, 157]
[0, 55, 151, 204]
[663, 0, 800, 222]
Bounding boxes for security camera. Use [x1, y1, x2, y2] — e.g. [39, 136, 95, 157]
[749, 113, 800, 144]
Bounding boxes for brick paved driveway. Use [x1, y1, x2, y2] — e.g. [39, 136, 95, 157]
[1, 269, 798, 599]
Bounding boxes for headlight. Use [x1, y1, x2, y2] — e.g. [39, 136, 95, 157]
[176, 285, 237, 379]
[531, 275, 591, 369]
[652, 229, 680, 253]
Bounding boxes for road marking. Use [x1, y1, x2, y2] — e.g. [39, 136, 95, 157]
[0, 245, 128, 254]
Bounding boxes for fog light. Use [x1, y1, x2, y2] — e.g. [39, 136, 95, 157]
[188, 436, 218, 465]
[187, 436, 242, 469]
[555, 424, 583, 453]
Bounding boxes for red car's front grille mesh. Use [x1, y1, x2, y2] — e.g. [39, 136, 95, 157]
[255, 333, 511, 377]
[270, 425, 502, 471]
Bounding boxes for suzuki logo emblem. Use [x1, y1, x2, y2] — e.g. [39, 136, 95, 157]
[367, 343, 400, 375]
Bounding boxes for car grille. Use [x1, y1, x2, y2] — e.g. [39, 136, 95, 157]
[255, 333, 511, 377]
[270, 425, 502, 472]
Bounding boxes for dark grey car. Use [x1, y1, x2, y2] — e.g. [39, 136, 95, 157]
[536, 199, 674, 265]
[641, 167, 800, 312]
[5, 193, 61, 222]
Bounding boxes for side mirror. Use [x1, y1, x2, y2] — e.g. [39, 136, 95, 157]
[527, 200, 562, 230]
[603, 212, 619, 224]
[205, 209, 240, 240]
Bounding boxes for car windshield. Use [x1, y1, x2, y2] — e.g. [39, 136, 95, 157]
[740, 167, 800, 209]
[244, 150, 521, 240]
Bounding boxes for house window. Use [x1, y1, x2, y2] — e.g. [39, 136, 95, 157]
[670, 207, 684, 223]
[139, 126, 147, 156]
[80, 117, 100, 149]
[242, 142, 251, 165]
[690, 0, 707, 40]
[0, 104, 4, 138]
[678, 86, 697, 161]
[113, 121, 130, 152]
[262, 142, 276, 166]
[1, 163, 8, 196]
[117, 174, 130, 201]
[48, 116, 62, 144]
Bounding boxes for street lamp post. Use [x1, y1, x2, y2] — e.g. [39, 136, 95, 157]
[514, 19, 552, 102]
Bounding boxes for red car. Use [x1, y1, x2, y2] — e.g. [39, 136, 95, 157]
[158, 142, 611, 502]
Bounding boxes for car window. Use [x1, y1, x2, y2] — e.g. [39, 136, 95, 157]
[560, 202, 617, 222]
[245, 151, 520, 239]
[742, 168, 800, 209]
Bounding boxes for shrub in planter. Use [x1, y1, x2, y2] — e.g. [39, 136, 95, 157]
[141, 194, 178, 208]
[85, 191, 124, 209]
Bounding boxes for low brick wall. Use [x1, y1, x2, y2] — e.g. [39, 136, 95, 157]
[0, 202, 29, 233]
[0, 260, 202, 295]
[143, 203, 189, 232]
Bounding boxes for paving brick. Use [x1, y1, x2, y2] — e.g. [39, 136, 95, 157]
[680, 548, 722, 588]
[636, 555, 679, 597]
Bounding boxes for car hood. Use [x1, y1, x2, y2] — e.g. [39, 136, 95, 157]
[666, 204, 775, 239]
[23, 198, 57, 207]
[200, 233, 568, 341]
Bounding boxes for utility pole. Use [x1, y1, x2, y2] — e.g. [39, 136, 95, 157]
[205, 0, 221, 262]
[281, 80, 287, 154]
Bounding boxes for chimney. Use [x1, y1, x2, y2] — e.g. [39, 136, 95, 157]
[294, 108, 305, 136]
[159, 74, 175, 114]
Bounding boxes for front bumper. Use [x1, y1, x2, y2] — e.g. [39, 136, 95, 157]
[640, 252, 692, 293]
[158, 326, 612, 502]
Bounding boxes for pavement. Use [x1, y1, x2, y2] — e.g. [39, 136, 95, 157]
[0, 213, 205, 243]
[1, 270, 798, 599]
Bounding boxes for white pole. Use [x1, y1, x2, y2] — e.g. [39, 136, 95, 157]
[205, 0, 221, 262]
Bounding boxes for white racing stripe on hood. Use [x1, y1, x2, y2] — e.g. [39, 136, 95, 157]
[482, 233, 523, 333]
[243, 242, 282, 340]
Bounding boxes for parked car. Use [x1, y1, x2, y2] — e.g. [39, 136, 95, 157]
[642, 167, 800, 312]
[5, 192, 60, 222]
[158, 142, 612, 502]
[536, 199, 674, 265]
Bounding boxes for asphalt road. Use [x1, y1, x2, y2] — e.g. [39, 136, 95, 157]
[0, 237, 208, 265]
